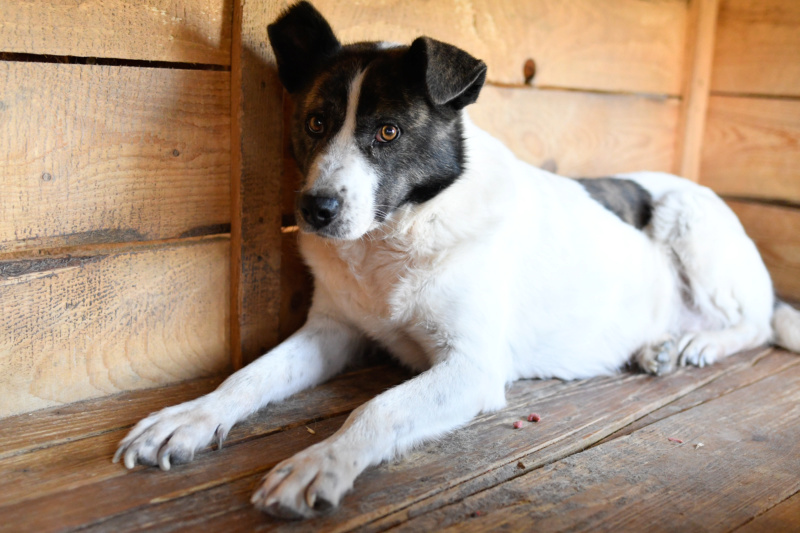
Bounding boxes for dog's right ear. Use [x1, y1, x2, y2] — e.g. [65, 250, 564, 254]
[268, 2, 341, 93]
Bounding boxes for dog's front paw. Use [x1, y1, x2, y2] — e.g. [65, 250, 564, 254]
[251, 441, 358, 520]
[113, 397, 230, 471]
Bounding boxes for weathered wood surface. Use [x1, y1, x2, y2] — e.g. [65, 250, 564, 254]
[701, 96, 800, 204]
[712, 0, 800, 97]
[310, 0, 687, 94]
[4, 349, 796, 532]
[0, 365, 409, 529]
[0, 62, 231, 254]
[0, 238, 230, 417]
[230, 0, 286, 369]
[394, 358, 800, 532]
[470, 87, 679, 177]
[728, 201, 800, 302]
[735, 490, 800, 533]
[0, 0, 232, 65]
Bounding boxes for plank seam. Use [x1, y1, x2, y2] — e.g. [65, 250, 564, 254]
[0, 52, 230, 71]
[729, 487, 800, 533]
[723, 195, 800, 211]
[486, 80, 680, 100]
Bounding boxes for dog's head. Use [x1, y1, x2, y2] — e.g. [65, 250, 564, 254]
[268, 2, 487, 240]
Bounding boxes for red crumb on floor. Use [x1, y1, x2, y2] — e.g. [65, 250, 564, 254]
[513, 421, 524, 429]
[668, 437, 683, 443]
[528, 413, 541, 422]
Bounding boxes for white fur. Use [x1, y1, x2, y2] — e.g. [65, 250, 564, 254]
[116, 112, 797, 519]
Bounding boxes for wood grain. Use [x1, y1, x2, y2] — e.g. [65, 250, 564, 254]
[230, 0, 287, 369]
[675, 0, 719, 181]
[735, 491, 800, 533]
[0, 376, 223, 461]
[310, 0, 687, 94]
[712, 0, 800, 97]
[133, 351, 773, 532]
[728, 201, 800, 302]
[0, 365, 409, 526]
[0, 238, 230, 417]
[0, 0, 232, 65]
[470, 86, 680, 177]
[395, 362, 800, 532]
[0, 62, 231, 254]
[700, 96, 800, 204]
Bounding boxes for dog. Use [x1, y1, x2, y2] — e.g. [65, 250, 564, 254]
[114, 1, 800, 520]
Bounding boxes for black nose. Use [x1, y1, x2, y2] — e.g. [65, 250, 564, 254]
[299, 194, 341, 229]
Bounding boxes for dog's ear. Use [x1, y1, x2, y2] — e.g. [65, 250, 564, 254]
[406, 37, 487, 110]
[268, 2, 341, 93]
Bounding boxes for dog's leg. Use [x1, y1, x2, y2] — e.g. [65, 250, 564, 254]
[251, 356, 505, 519]
[113, 312, 364, 470]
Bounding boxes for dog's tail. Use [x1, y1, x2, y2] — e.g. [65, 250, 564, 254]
[772, 300, 800, 353]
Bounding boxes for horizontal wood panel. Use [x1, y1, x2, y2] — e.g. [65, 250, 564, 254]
[0, 238, 230, 417]
[311, 0, 687, 94]
[701, 96, 800, 203]
[712, 0, 800, 96]
[729, 201, 800, 302]
[469, 86, 680, 177]
[0, 0, 232, 65]
[0, 62, 231, 253]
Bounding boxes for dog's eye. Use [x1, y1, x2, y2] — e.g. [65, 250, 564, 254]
[376, 125, 400, 143]
[306, 115, 325, 136]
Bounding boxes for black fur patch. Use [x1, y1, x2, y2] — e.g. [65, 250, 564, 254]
[576, 177, 653, 230]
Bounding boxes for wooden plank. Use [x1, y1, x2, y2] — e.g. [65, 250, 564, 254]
[0, 0, 231, 65]
[700, 96, 800, 204]
[0, 376, 223, 461]
[470, 86, 679, 177]
[0, 62, 231, 254]
[230, 0, 285, 369]
[393, 362, 800, 532]
[736, 491, 800, 533]
[127, 351, 767, 532]
[0, 238, 230, 417]
[712, 0, 800, 97]
[310, 0, 688, 94]
[0, 365, 409, 529]
[598, 347, 796, 444]
[279, 229, 313, 341]
[728, 201, 800, 302]
[675, 0, 719, 181]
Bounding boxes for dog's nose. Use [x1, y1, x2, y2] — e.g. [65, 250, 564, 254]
[299, 194, 341, 229]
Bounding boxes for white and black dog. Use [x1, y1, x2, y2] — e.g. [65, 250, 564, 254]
[115, 1, 800, 519]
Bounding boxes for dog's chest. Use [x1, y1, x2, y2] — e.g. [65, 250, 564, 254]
[300, 234, 444, 366]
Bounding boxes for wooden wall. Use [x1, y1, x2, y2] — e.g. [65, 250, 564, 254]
[1, 0, 798, 417]
[0, 0, 236, 416]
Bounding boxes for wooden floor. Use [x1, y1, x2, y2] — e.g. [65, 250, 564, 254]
[2, 347, 799, 532]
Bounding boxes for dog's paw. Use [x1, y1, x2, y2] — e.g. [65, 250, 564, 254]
[251, 442, 357, 520]
[113, 398, 230, 471]
[678, 332, 723, 368]
[636, 338, 678, 376]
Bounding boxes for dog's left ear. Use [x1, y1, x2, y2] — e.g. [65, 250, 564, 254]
[268, 1, 341, 93]
[406, 37, 487, 110]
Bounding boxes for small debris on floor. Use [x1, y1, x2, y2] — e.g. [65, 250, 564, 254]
[517, 461, 526, 469]
[306, 426, 316, 435]
[513, 421, 524, 429]
[470, 510, 483, 518]
[528, 413, 541, 422]
[668, 437, 683, 444]
[695, 442, 704, 449]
